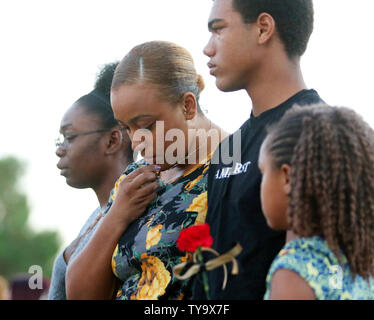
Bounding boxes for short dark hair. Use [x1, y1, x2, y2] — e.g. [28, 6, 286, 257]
[77, 62, 133, 161]
[232, 0, 314, 58]
[76, 62, 119, 130]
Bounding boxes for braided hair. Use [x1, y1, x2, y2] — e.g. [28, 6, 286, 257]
[264, 104, 374, 280]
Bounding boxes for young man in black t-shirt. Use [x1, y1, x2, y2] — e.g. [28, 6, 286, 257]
[192, 0, 323, 299]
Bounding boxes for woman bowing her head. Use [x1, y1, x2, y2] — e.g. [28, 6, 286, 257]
[66, 41, 227, 300]
[50, 62, 133, 300]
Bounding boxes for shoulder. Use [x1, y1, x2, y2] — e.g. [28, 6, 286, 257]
[300, 89, 324, 105]
[48, 251, 68, 300]
[268, 268, 316, 300]
[266, 237, 336, 300]
[122, 159, 148, 175]
[77, 207, 101, 236]
[270, 236, 334, 267]
[290, 89, 324, 107]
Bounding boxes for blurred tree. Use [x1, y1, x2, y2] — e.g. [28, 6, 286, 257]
[0, 156, 61, 280]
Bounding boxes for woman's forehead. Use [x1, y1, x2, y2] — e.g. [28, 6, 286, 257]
[60, 102, 99, 130]
[112, 84, 172, 123]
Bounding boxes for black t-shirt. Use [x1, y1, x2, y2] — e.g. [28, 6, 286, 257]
[192, 89, 324, 300]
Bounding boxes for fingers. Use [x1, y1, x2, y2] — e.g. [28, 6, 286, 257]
[144, 191, 158, 204]
[116, 170, 159, 203]
[136, 181, 159, 198]
[136, 190, 158, 208]
[128, 185, 158, 217]
[114, 165, 160, 216]
[131, 171, 157, 190]
[125, 165, 159, 183]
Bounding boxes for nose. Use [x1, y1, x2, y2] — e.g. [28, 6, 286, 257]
[55, 145, 66, 158]
[203, 36, 215, 58]
[131, 140, 138, 152]
[131, 136, 147, 152]
[130, 128, 154, 152]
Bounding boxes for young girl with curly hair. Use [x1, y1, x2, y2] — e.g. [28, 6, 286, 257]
[259, 104, 374, 300]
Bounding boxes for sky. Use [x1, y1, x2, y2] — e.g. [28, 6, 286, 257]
[0, 0, 373, 249]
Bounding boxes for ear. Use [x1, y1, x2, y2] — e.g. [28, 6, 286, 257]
[181, 92, 198, 120]
[104, 129, 123, 155]
[256, 13, 276, 45]
[280, 164, 291, 195]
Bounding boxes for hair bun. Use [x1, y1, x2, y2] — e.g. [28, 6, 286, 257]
[196, 74, 205, 92]
[94, 62, 119, 97]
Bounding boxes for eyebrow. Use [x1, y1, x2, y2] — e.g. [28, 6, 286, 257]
[60, 124, 72, 132]
[117, 115, 154, 126]
[208, 18, 224, 31]
[130, 115, 153, 123]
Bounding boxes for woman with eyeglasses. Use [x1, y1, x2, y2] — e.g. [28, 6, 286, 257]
[65, 41, 228, 300]
[49, 62, 133, 300]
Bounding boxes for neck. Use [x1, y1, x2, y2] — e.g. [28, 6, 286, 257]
[93, 157, 130, 209]
[183, 115, 227, 167]
[160, 115, 226, 183]
[245, 56, 307, 117]
[286, 230, 299, 243]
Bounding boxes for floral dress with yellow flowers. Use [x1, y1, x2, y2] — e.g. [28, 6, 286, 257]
[103, 158, 210, 300]
[264, 236, 374, 300]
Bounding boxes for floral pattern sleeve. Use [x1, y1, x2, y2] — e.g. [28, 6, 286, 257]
[264, 236, 374, 300]
[104, 158, 211, 300]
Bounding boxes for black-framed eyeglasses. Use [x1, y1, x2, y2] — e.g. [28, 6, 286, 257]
[55, 129, 110, 148]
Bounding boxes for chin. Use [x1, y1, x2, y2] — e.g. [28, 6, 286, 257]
[264, 215, 286, 231]
[66, 178, 88, 189]
[216, 78, 243, 93]
[268, 220, 287, 231]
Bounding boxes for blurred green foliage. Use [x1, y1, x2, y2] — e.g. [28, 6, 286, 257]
[0, 156, 61, 280]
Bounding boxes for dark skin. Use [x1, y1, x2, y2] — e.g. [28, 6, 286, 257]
[112, 83, 228, 183]
[56, 103, 131, 264]
[65, 83, 226, 299]
[204, 0, 312, 299]
[258, 140, 316, 300]
[66, 164, 160, 299]
[204, 0, 307, 116]
[269, 269, 316, 300]
[66, 156, 158, 300]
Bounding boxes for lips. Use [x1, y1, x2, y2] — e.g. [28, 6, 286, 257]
[60, 168, 69, 177]
[207, 62, 217, 75]
[57, 161, 69, 176]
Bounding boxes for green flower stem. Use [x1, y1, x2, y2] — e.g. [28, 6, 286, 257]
[196, 247, 210, 300]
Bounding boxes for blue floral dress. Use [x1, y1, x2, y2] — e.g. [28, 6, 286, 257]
[264, 236, 374, 300]
[103, 158, 210, 300]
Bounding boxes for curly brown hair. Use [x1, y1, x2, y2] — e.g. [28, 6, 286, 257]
[264, 104, 374, 280]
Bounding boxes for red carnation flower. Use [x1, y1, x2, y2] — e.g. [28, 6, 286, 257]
[177, 223, 213, 252]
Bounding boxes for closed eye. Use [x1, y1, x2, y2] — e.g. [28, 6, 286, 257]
[212, 26, 224, 33]
[64, 134, 77, 142]
[144, 122, 155, 130]
[208, 19, 225, 34]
